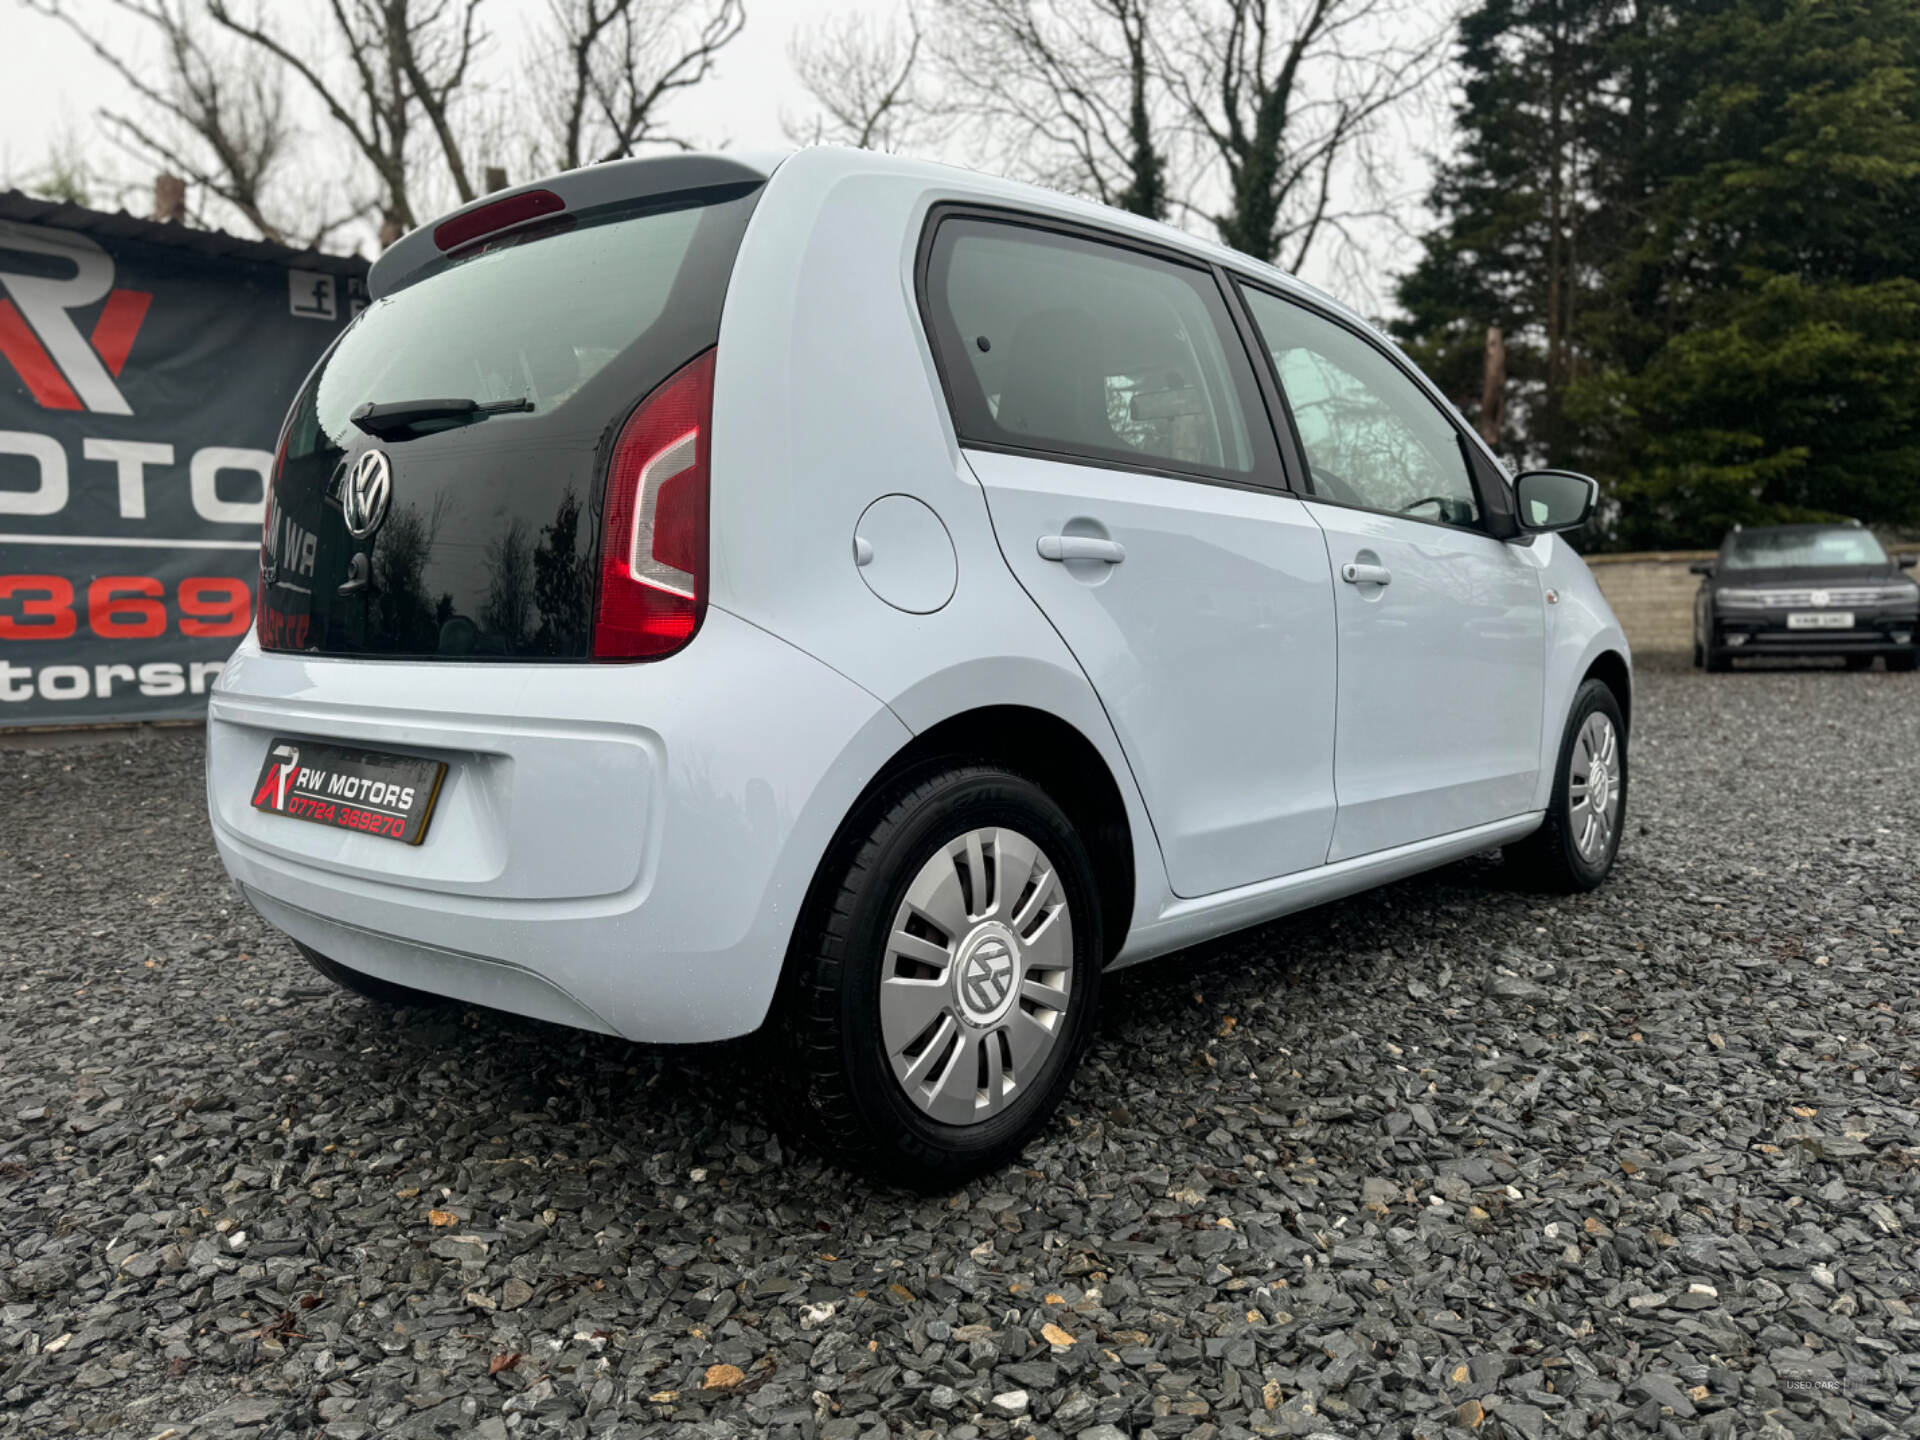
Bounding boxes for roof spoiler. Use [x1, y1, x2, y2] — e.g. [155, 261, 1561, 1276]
[368, 152, 785, 300]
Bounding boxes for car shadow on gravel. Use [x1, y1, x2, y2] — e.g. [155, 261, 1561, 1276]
[1100, 849, 1519, 1012]
[304, 843, 1546, 1190]
[311, 988, 765, 1141]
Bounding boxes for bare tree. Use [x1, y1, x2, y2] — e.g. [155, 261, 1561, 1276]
[538, 0, 746, 172]
[22, 0, 361, 245]
[1164, 0, 1445, 270]
[206, 0, 489, 245]
[785, 8, 924, 152]
[932, 0, 1171, 219]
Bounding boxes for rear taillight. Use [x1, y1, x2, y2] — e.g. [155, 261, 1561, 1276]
[593, 349, 714, 661]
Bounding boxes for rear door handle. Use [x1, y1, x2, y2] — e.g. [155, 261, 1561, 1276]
[1341, 561, 1391, 586]
[1038, 535, 1126, 565]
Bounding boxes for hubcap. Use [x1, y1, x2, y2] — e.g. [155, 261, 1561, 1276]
[1569, 713, 1621, 863]
[880, 827, 1074, 1126]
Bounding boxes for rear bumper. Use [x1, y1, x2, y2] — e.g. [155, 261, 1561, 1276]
[207, 608, 909, 1042]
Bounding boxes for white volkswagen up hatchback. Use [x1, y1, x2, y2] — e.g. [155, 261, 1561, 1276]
[209, 148, 1630, 1186]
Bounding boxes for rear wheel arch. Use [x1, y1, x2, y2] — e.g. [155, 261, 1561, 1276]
[790, 705, 1136, 974]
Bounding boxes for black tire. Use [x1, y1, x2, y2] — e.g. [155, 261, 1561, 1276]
[1704, 647, 1732, 672]
[1504, 678, 1628, 893]
[1889, 649, 1918, 673]
[776, 765, 1103, 1190]
[296, 941, 443, 1007]
[1692, 639, 1704, 670]
[1844, 654, 1875, 671]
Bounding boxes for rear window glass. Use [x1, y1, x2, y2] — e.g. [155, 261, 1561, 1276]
[1723, 529, 1888, 569]
[923, 217, 1267, 481]
[263, 185, 757, 662]
[290, 199, 714, 460]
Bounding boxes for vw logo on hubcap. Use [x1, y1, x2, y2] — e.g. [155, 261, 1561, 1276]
[954, 924, 1018, 1025]
[343, 449, 392, 539]
[1588, 758, 1611, 811]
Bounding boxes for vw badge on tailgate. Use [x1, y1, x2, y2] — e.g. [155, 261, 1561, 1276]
[343, 450, 392, 538]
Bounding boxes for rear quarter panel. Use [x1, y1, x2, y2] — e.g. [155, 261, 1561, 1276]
[708, 149, 1171, 944]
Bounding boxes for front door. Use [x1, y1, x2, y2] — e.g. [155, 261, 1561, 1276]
[922, 214, 1340, 897]
[1238, 285, 1546, 861]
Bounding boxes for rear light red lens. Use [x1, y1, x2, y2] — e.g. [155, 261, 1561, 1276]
[433, 189, 565, 251]
[593, 349, 714, 660]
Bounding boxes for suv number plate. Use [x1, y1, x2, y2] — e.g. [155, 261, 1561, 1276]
[250, 738, 447, 845]
[1787, 611, 1853, 629]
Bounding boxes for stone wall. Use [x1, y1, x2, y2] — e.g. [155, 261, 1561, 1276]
[1584, 552, 1714, 655]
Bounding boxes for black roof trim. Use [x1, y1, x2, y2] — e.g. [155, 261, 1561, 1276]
[0, 189, 369, 278]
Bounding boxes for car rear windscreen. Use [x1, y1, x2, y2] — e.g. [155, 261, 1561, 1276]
[260, 183, 759, 661]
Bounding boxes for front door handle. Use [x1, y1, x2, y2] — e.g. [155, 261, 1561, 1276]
[1341, 561, 1392, 586]
[1038, 535, 1126, 565]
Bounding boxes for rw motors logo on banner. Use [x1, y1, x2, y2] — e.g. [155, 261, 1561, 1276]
[0, 220, 152, 416]
[0, 216, 358, 725]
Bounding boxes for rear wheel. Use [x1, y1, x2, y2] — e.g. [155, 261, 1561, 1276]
[296, 942, 442, 1007]
[1505, 678, 1627, 892]
[778, 766, 1102, 1189]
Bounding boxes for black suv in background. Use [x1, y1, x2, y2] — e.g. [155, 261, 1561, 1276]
[1693, 524, 1919, 671]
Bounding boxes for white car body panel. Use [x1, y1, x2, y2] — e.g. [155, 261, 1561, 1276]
[207, 145, 1631, 1044]
[964, 448, 1339, 897]
[1529, 531, 1633, 808]
[208, 607, 911, 1042]
[1308, 503, 1548, 861]
[1117, 812, 1543, 970]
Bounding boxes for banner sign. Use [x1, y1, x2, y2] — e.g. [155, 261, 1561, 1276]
[0, 215, 363, 726]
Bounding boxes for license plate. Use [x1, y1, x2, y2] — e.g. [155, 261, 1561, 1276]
[250, 738, 447, 845]
[1788, 611, 1853, 629]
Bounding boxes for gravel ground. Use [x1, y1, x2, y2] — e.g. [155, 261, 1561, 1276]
[3, 660, 1918, 1440]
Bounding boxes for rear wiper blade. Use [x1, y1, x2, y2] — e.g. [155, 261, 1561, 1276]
[350, 396, 533, 438]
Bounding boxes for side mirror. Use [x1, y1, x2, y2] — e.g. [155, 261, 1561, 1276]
[1513, 469, 1598, 533]
[1900, 554, 1917, 570]
[1689, 560, 1716, 577]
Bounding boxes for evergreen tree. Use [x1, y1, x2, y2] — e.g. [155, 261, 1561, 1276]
[1398, 0, 1920, 548]
[1583, 0, 1920, 545]
[1393, 0, 1636, 466]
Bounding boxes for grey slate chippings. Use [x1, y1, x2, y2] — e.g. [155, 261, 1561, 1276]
[2, 659, 1919, 1440]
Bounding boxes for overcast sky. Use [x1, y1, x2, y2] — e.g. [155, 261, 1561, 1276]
[0, 0, 1439, 315]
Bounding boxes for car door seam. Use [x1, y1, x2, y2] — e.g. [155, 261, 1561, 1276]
[953, 447, 1177, 886]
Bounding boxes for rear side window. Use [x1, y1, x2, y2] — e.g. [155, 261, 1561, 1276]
[1241, 286, 1481, 528]
[923, 216, 1267, 482]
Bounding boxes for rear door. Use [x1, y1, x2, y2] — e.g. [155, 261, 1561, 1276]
[1237, 284, 1546, 861]
[921, 213, 1339, 898]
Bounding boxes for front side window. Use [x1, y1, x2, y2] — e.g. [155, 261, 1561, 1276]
[924, 217, 1264, 481]
[1241, 286, 1480, 527]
